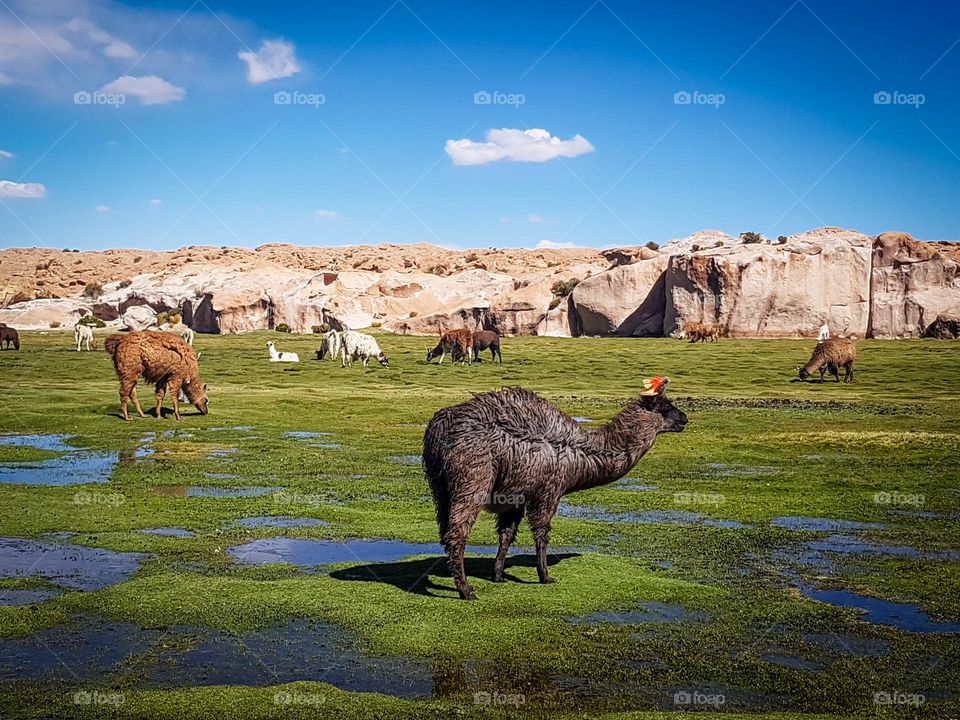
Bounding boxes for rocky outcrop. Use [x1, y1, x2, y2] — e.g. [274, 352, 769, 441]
[121, 305, 157, 331]
[924, 310, 960, 339]
[663, 228, 872, 338]
[0, 232, 956, 338]
[869, 232, 960, 338]
[570, 255, 668, 336]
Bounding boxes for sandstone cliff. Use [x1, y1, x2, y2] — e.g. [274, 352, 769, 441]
[1, 230, 957, 338]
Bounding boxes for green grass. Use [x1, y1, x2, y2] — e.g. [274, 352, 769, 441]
[0, 330, 958, 719]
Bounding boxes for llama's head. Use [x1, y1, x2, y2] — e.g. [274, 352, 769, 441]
[426, 343, 442, 363]
[797, 364, 811, 381]
[377, 352, 389, 368]
[639, 392, 687, 433]
[182, 379, 209, 415]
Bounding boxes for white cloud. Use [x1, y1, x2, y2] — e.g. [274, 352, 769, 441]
[99, 75, 185, 105]
[445, 128, 594, 166]
[96, 204, 110, 213]
[0, 180, 46, 198]
[536, 239, 576, 249]
[238, 39, 300, 85]
[527, 213, 544, 223]
[149, 198, 161, 206]
[314, 209, 337, 219]
[64, 17, 137, 59]
[0, 149, 13, 159]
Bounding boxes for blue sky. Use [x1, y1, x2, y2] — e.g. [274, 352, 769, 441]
[0, 0, 958, 251]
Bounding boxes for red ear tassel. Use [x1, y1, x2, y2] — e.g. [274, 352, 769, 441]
[640, 376, 669, 396]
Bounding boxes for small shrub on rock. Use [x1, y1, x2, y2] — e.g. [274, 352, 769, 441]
[275, 323, 291, 333]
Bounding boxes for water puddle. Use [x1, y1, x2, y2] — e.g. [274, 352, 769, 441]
[203, 472, 240, 480]
[568, 601, 705, 625]
[0, 434, 117, 486]
[385, 455, 422, 465]
[0, 618, 432, 696]
[799, 584, 960, 633]
[153, 485, 282, 498]
[283, 431, 340, 449]
[702, 463, 780, 477]
[0, 588, 60, 606]
[572, 416, 593, 423]
[232, 517, 330, 529]
[141, 528, 195, 538]
[617, 481, 657, 491]
[229, 537, 499, 567]
[0, 537, 144, 591]
[761, 653, 824, 671]
[773, 516, 886, 532]
[803, 632, 890, 656]
[558, 504, 750, 529]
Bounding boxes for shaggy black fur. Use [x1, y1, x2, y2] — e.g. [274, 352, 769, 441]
[423, 387, 687, 599]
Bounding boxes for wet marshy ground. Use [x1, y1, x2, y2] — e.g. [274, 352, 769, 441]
[1, 333, 958, 718]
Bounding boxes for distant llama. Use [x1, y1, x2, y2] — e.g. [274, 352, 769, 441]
[104, 331, 208, 420]
[267, 340, 299, 362]
[74, 322, 96, 351]
[797, 338, 856, 383]
[426, 328, 473, 365]
[0, 325, 19, 350]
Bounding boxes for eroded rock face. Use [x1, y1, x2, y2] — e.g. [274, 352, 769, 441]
[663, 228, 872, 338]
[869, 232, 960, 338]
[0, 232, 956, 338]
[924, 311, 960, 339]
[121, 305, 157, 331]
[570, 255, 668, 336]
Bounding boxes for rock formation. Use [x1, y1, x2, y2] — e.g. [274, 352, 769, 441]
[1, 230, 957, 338]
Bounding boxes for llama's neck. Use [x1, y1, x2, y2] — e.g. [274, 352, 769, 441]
[269, 346, 279, 359]
[563, 401, 662, 494]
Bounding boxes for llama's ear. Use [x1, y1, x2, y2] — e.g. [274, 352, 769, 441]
[203, 384, 208, 392]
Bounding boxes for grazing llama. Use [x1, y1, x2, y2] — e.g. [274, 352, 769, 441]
[74, 322, 96, 351]
[426, 328, 474, 365]
[424, 376, 687, 599]
[267, 340, 299, 363]
[104, 331, 208, 420]
[339, 330, 389, 368]
[797, 338, 856, 383]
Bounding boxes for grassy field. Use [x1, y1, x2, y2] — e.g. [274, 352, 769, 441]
[0, 330, 957, 719]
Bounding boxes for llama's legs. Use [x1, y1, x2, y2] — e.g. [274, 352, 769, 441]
[531, 523, 555, 584]
[443, 501, 482, 600]
[526, 503, 559, 584]
[845, 363, 854, 383]
[362, 357, 369, 367]
[493, 511, 523, 582]
[831, 364, 840, 382]
[169, 380, 182, 420]
[154, 383, 166, 419]
[818, 368, 826, 383]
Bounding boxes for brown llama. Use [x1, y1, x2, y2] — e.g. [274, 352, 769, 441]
[424, 377, 687, 600]
[0, 325, 20, 350]
[469, 330, 502, 363]
[104, 331, 208, 420]
[426, 328, 474, 365]
[797, 338, 856, 383]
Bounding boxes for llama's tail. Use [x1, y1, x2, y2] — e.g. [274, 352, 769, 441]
[423, 411, 452, 543]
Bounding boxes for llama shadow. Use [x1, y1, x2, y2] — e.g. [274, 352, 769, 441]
[329, 553, 581, 599]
